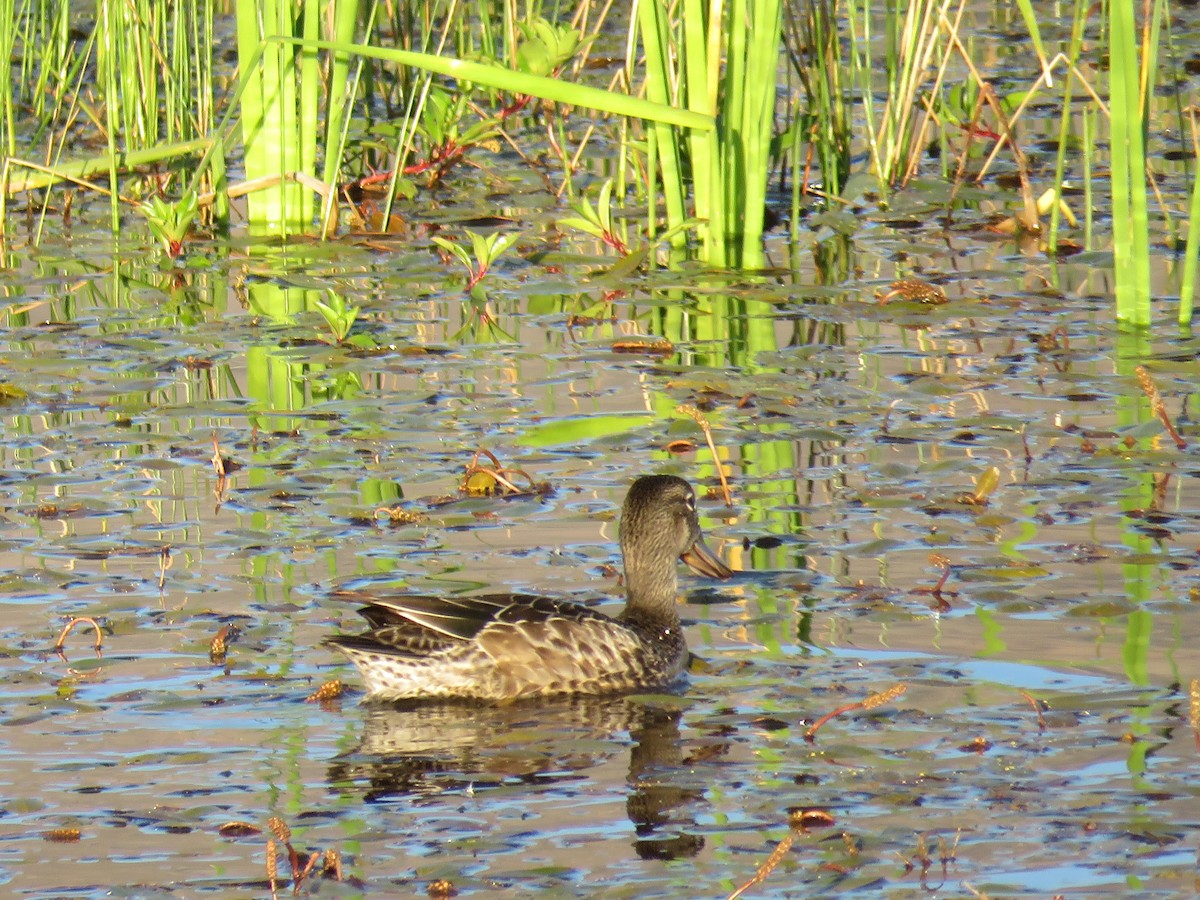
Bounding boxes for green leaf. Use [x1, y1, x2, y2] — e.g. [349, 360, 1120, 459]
[267, 36, 714, 132]
[432, 236, 474, 271]
[558, 216, 605, 239]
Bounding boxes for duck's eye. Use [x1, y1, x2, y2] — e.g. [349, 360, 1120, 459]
[684, 492, 696, 512]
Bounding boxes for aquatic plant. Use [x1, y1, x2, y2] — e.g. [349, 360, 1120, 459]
[432, 228, 523, 293]
[635, 0, 783, 268]
[139, 190, 199, 257]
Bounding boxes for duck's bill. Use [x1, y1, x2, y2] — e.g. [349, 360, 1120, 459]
[681, 537, 734, 580]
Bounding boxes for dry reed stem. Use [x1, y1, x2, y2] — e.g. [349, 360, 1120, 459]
[54, 617, 104, 653]
[297, 850, 321, 889]
[612, 338, 674, 355]
[676, 404, 732, 506]
[881, 399, 901, 436]
[1019, 690, 1047, 731]
[158, 545, 172, 590]
[211, 432, 226, 477]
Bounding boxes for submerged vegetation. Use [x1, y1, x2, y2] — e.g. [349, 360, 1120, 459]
[0, 1, 1196, 326]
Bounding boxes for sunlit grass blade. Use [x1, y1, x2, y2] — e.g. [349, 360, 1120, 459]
[1108, 0, 1154, 326]
[1179, 157, 1200, 325]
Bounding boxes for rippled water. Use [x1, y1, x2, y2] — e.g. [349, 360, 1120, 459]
[5, 4, 1200, 891]
[1, 211, 1199, 898]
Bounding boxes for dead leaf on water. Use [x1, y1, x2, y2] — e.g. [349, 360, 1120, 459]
[43, 828, 82, 843]
[877, 278, 948, 305]
[612, 338, 674, 355]
[219, 821, 262, 838]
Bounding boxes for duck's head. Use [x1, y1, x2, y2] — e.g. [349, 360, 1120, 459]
[620, 475, 733, 610]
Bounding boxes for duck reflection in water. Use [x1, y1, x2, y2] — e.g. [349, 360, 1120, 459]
[326, 696, 717, 861]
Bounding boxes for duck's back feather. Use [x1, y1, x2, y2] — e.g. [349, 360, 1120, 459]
[326, 590, 684, 700]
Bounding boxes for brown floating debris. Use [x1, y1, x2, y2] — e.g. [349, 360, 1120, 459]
[958, 736, 992, 754]
[428, 879, 457, 898]
[43, 828, 82, 843]
[210, 624, 240, 664]
[374, 505, 426, 524]
[306, 679, 345, 703]
[33, 503, 84, 519]
[460, 447, 548, 497]
[210, 431, 242, 477]
[218, 821, 262, 838]
[805, 683, 908, 742]
[954, 466, 1000, 507]
[263, 815, 344, 896]
[878, 278, 948, 305]
[791, 808, 835, 830]
[611, 337, 674, 355]
[1135, 365, 1187, 450]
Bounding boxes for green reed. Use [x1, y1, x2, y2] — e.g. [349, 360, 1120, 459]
[1107, 0, 1157, 327]
[1181, 153, 1200, 325]
[634, 0, 782, 268]
[788, 0, 850, 200]
[846, 0, 957, 194]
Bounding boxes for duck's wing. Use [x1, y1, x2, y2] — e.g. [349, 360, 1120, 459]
[330, 590, 599, 647]
[476, 600, 646, 695]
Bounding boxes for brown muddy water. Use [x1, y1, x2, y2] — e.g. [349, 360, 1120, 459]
[1, 214, 1199, 899]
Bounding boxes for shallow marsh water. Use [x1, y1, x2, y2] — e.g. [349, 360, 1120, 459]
[1, 210, 1199, 899]
[5, 6, 1200, 895]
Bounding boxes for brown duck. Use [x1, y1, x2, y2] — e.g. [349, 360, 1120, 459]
[327, 474, 733, 701]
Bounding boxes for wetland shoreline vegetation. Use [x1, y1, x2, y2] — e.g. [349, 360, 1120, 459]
[0, 1, 1195, 325]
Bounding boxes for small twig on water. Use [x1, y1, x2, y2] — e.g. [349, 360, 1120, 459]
[461, 447, 545, 496]
[805, 683, 907, 743]
[158, 545, 172, 591]
[54, 617, 104, 656]
[726, 809, 834, 900]
[1018, 690, 1047, 731]
[676, 404, 732, 506]
[726, 829, 796, 900]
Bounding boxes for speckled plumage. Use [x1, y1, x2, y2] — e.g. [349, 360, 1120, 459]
[326, 475, 733, 701]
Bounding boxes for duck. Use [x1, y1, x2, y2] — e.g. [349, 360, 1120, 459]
[326, 474, 733, 701]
